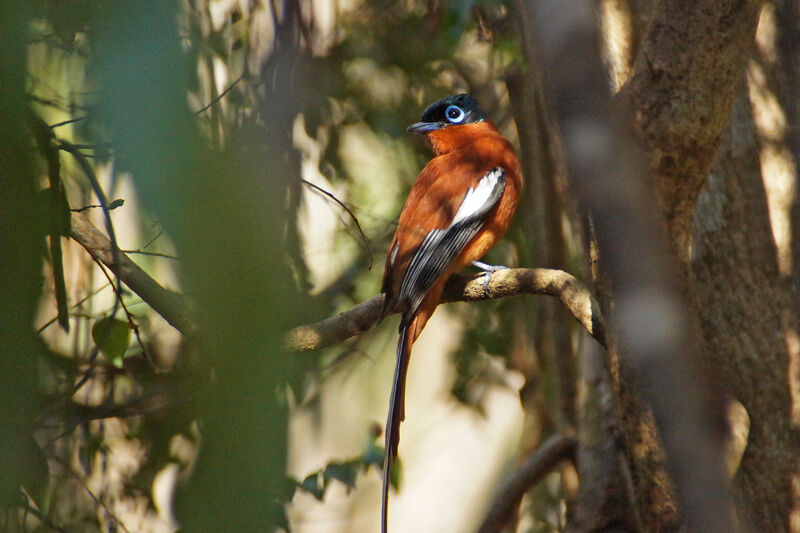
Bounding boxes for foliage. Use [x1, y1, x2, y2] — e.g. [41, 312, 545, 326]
[4, 0, 795, 532]
[2, 0, 535, 530]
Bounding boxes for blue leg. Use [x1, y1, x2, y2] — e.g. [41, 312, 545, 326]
[471, 261, 507, 296]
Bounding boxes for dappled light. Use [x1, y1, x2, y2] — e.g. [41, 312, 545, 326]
[3, 1, 800, 532]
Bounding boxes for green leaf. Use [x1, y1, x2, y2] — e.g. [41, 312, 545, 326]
[366, 445, 401, 490]
[323, 461, 358, 491]
[362, 441, 384, 469]
[297, 472, 324, 501]
[108, 198, 125, 210]
[91, 317, 130, 368]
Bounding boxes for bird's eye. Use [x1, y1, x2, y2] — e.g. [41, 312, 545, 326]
[445, 105, 466, 124]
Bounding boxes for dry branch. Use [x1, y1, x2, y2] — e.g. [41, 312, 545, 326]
[285, 268, 605, 351]
[69, 212, 602, 354]
[69, 211, 196, 337]
[477, 433, 577, 533]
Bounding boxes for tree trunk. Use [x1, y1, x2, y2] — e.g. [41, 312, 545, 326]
[691, 91, 800, 532]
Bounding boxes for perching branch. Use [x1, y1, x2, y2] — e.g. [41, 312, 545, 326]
[69, 211, 604, 353]
[286, 268, 605, 351]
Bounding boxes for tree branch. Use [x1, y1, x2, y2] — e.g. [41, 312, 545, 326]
[69, 211, 196, 337]
[69, 212, 604, 356]
[285, 268, 605, 351]
[477, 433, 577, 533]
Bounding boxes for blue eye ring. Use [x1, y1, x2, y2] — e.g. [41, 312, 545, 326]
[445, 105, 466, 124]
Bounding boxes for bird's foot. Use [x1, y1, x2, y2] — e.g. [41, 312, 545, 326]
[471, 261, 507, 297]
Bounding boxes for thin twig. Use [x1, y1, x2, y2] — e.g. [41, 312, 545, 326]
[289, 0, 313, 48]
[301, 178, 374, 269]
[141, 228, 165, 250]
[37, 281, 113, 334]
[69, 211, 196, 337]
[58, 138, 124, 322]
[39, 391, 190, 432]
[92, 256, 150, 362]
[68, 348, 101, 399]
[68, 151, 101, 159]
[71, 204, 104, 213]
[63, 142, 112, 150]
[49, 115, 89, 129]
[71, 200, 123, 213]
[120, 249, 180, 260]
[477, 433, 577, 533]
[195, 74, 243, 114]
[49, 456, 131, 533]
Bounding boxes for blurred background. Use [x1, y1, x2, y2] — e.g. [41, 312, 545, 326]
[3, 1, 582, 531]
[1, 0, 796, 532]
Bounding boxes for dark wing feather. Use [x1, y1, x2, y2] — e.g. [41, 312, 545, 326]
[398, 167, 506, 320]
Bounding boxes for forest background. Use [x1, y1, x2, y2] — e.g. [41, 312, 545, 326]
[1, 0, 798, 532]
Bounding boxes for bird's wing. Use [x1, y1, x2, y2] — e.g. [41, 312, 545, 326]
[397, 166, 506, 318]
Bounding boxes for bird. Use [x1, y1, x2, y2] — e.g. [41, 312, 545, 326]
[379, 93, 523, 532]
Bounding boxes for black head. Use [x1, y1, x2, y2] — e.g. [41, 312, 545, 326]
[407, 94, 488, 134]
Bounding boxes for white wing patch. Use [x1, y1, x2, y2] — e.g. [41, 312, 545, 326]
[451, 167, 505, 224]
[397, 167, 506, 319]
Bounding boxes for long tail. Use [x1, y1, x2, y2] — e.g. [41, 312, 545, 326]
[381, 320, 414, 533]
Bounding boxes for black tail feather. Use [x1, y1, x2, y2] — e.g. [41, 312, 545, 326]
[382, 321, 413, 533]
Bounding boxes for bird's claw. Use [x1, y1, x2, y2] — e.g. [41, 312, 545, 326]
[471, 261, 507, 298]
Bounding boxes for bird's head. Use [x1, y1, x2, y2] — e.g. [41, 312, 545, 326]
[407, 94, 497, 155]
[407, 94, 488, 135]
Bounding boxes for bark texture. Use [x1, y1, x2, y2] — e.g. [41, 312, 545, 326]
[528, 0, 740, 531]
[624, 0, 764, 257]
[622, 1, 800, 530]
[692, 93, 800, 532]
